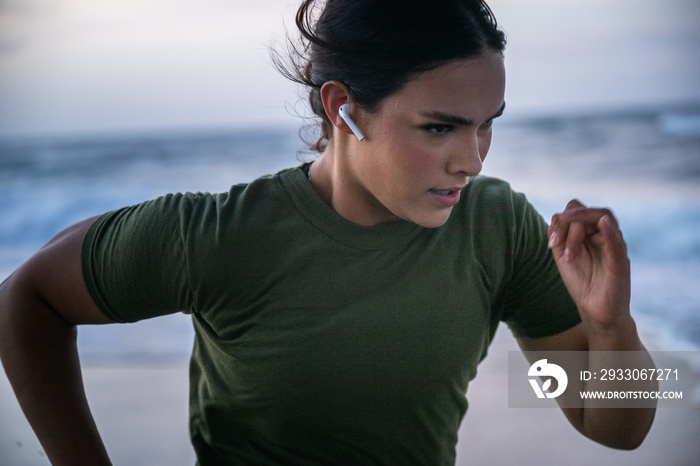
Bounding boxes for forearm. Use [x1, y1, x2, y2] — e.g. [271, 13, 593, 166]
[0, 278, 112, 466]
[547, 203, 656, 448]
[575, 316, 657, 449]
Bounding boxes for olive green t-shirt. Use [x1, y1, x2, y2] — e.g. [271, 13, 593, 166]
[82, 167, 580, 465]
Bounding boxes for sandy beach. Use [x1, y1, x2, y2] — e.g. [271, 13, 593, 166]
[458, 326, 700, 465]
[2, 324, 699, 465]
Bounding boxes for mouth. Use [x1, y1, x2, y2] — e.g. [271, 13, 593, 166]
[429, 186, 466, 207]
[430, 189, 457, 196]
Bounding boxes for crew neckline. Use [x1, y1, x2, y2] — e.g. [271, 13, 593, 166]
[280, 166, 425, 250]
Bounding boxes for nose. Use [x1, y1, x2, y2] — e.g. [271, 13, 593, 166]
[446, 133, 485, 177]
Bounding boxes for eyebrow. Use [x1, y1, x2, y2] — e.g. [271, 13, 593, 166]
[420, 102, 506, 126]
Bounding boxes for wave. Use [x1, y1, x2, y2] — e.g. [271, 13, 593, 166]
[2, 105, 699, 360]
[658, 110, 700, 138]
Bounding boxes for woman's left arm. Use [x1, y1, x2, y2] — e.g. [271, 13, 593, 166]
[517, 199, 656, 449]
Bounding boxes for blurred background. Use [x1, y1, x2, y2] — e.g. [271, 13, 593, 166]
[1, 0, 699, 137]
[1, 0, 699, 465]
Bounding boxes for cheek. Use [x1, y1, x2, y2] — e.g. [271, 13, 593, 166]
[391, 137, 441, 174]
[378, 136, 435, 178]
[404, 150, 436, 176]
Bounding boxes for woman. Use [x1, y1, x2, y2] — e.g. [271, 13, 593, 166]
[0, 0, 655, 464]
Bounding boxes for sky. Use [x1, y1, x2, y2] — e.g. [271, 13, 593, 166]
[0, 0, 698, 138]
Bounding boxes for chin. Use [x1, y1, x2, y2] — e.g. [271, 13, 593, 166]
[411, 210, 452, 229]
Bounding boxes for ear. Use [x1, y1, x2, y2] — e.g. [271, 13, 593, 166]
[320, 81, 358, 138]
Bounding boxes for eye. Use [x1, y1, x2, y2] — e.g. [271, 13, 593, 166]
[423, 124, 454, 136]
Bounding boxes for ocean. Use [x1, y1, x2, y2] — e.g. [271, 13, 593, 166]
[1, 104, 699, 363]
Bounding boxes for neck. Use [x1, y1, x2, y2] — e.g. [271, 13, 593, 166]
[307, 149, 335, 208]
[308, 143, 397, 227]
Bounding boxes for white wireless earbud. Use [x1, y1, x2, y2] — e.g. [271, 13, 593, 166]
[338, 104, 365, 141]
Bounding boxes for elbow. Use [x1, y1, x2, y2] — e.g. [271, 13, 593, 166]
[587, 431, 647, 451]
[0, 270, 74, 353]
[608, 431, 648, 451]
[583, 408, 656, 450]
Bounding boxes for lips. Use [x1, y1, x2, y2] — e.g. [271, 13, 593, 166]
[429, 186, 464, 207]
[431, 189, 453, 196]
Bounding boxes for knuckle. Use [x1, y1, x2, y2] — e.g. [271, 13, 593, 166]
[566, 198, 586, 210]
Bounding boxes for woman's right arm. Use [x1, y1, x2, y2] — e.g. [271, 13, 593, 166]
[0, 216, 114, 466]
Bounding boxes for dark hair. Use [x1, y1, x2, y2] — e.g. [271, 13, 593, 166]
[273, 0, 506, 152]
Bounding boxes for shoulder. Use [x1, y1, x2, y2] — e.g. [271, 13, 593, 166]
[455, 175, 534, 233]
[183, 166, 301, 230]
[448, 175, 554, 277]
[102, 167, 300, 226]
[85, 167, 301, 262]
[464, 175, 528, 209]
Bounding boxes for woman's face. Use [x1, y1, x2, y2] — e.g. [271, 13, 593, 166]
[342, 51, 506, 228]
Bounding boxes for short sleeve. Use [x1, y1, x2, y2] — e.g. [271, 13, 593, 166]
[501, 194, 581, 338]
[81, 193, 198, 323]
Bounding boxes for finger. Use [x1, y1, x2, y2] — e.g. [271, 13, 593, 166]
[565, 198, 586, 211]
[597, 214, 629, 271]
[547, 199, 586, 248]
[555, 205, 620, 243]
[558, 207, 619, 232]
[563, 219, 588, 262]
[547, 213, 559, 241]
[548, 213, 568, 256]
[550, 214, 591, 263]
[556, 207, 626, 265]
[548, 199, 588, 253]
[549, 201, 618, 263]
